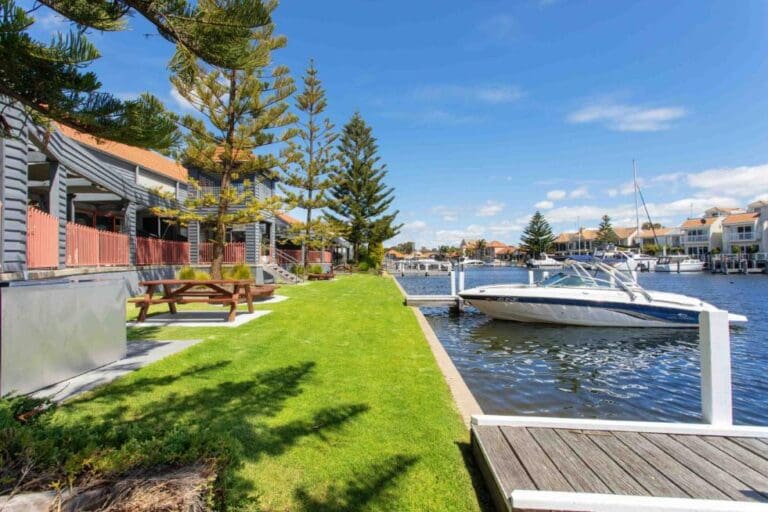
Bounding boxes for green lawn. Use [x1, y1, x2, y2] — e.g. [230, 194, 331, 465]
[57, 274, 487, 511]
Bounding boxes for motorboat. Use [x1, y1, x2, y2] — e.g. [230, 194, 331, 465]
[459, 261, 747, 328]
[395, 258, 452, 275]
[526, 253, 563, 269]
[593, 248, 640, 271]
[460, 258, 485, 267]
[655, 256, 705, 273]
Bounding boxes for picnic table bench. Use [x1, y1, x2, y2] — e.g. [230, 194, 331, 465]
[129, 280, 277, 322]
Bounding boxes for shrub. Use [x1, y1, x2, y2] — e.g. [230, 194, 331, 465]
[290, 264, 305, 276]
[177, 266, 211, 280]
[223, 263, 252, 280]
[307, 264, 323, 274]
[357, 261, 370, 272]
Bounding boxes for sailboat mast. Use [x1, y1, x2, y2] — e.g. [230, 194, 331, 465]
[633, 159, 642, 249]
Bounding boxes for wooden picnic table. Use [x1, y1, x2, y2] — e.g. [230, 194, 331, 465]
[131, 279, 274, 323]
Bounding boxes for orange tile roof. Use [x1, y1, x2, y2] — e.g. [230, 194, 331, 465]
[487, 240, 508, 248]
[682, 217, 718, 229]
[613, 227, 637, 239]
[637, 228, 674, 237]
[57, 124, 187, 183]
[723, 212, 759, 225]
[276, 212, 301, 225]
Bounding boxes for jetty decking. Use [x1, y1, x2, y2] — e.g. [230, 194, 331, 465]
[473, 424, 768, 511]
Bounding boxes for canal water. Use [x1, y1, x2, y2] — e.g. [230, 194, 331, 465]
[396, 267, 768, 425]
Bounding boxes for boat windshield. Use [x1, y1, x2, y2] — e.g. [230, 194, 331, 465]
[539, 272, 614, 288]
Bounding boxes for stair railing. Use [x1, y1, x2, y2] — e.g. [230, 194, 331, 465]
[272, 248, 303, 282]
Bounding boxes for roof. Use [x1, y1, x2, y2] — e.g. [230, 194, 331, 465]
[682, 217, 718, 229]
[276, 212, 301, 225]
[57, 124, 188, 183]
[487, 240, 508, 248]
[723, 212, 759, 225]
[386, 249, 405, 258]
[636, 227, 680, 238]
[613, 227, 637, 239]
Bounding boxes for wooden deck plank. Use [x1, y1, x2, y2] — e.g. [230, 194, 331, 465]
[613, 431, 729, 500]
[587, 431, 688, 498]
[702, 436, 768, 478]
[644, 433, 768, 502]
[528, 428, 611, 494]
[501, 427, 573, 492]
[473, 426, 535, 499]
[555, 429, 649, 495]
[730, 437, 768, 460]
[672, 434, 768, 497]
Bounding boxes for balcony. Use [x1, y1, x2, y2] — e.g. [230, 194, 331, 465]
[725, 232, 757, 243]
[685, 235, 708, 243]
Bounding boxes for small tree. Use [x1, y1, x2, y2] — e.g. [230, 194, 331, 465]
[327, 112, 401, 260]
[475, 239, 487, 259]
[520, 211, 555, 257]
[280, 60, 338, 269]
[596, 214, 620, 247]
[154, 12, 297, 279]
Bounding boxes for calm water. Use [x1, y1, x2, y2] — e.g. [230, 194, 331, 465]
[397, 267, 768, 425]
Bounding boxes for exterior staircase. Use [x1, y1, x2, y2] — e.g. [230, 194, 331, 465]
[263, 262, 302, 284]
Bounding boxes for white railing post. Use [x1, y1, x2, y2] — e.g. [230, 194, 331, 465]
[528, 269, 534, 285]
[699, 309, 733, 426]
[542, 270, 549, 281]
[450, 270, 456, 296]
[458, 265, 465, 292]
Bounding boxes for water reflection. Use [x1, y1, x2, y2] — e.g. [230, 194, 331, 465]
[401, 268, 768, 425]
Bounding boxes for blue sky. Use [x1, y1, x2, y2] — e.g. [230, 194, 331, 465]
[27, 0, 768, 247]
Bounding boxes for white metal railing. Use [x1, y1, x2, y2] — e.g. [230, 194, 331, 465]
[725, 232, 757, 242]
[685, 235, 708, 243]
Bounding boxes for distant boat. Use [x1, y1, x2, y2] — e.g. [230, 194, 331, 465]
[526, 253, 563, 269]
[460, 258, 485, 266]
[656, 256, 705, 273]
[459, 261, 747, 328]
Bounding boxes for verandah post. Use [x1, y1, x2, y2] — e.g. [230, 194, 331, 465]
[699, 309, 733, 426]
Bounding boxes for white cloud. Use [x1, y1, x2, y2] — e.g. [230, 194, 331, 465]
[432, 205, 459, 222]
[476, 200, 505, 217]
[382, 108, 482, 126]
[547, 189, 567, 200]
[567, 102, 686, 132]
[403, 220, 427, 230]
[413, 84, 523, 104]
[569, 186, 591, 199]
[535, 200, 554, 210]
[607, 189, 618, 198]
[684, 164, 768, 198]
[170, 87, 196, 111]
[35, 12, 69, 31]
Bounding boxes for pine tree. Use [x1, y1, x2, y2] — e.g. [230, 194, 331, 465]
[327, 113, 401, 262]
[596, 214, 620, 246]
[0, 0, 274, 149]
[280, 61, 338, 269]
[520, 211, 555, 257]
[153, 13, 297, 279]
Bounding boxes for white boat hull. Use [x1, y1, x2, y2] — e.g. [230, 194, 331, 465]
[656, 262, 705, 272]
[460, 285, 747, 328]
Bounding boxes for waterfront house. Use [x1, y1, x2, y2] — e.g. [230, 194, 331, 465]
[613, 227, 638, 247]
[0, 99, 286, 287]
[747, 200, 768, 253]
[460, 239, 515, 261]
[635, 227, 683, 253]
[553, 227, 638, 256]
[679, 207, 740, 257]
[722, 209, 762, 254]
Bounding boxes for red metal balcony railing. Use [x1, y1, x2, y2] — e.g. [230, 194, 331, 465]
[136, 237, 190, 266]
[276, 249, 332, 265]
[198, 242, 246, 263]
[27, 207, 59, 269]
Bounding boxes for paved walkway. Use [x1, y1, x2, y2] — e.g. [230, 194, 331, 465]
[33, 339, 202, 402]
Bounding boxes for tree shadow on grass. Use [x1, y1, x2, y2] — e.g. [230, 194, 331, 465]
[294, 454, 419, 512]
[55, 360, 370, 507]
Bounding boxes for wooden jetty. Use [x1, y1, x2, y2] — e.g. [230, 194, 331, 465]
[471, 310, 768, 511]
[404, 294, 461, 308]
